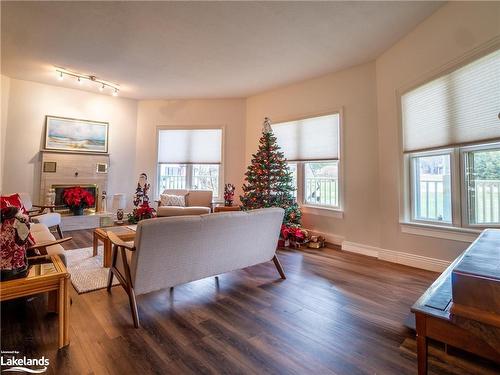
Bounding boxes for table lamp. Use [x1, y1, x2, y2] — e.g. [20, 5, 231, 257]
[112, 193, 126, 224]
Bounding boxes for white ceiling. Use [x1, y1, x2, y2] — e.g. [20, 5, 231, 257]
[1, 1, 443, 100]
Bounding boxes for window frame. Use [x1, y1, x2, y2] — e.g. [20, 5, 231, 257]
[155, 125, 225, 200]
[404, 143, 500, 230]
[408, 149, 455, 227]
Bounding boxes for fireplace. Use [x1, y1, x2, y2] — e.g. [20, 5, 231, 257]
[52, 184, 99, 214]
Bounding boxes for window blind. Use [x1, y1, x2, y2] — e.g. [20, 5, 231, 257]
[272, 113, 340, 161]
[158, 129, 222, 164]
[402, 49, 500, 153]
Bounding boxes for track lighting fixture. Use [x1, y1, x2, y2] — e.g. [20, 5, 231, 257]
[55, 67, 120, 96]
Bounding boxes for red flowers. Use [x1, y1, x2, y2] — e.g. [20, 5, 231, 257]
[127, 202, 156, 224]
[63, 187, 95, 210]
[280, 224, 308, 247]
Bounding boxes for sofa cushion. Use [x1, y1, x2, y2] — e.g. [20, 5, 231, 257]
[30, 225, 64, 256]
[157, 206, 211, 217]
[160, 193, 186, 207]
[186, 190, 212, 207]
[31, 212, 61, 227]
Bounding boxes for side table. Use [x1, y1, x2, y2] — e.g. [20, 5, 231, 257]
[0, 255, 70, 348]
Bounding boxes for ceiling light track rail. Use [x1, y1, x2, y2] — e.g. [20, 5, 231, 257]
[55, 67, 120, 96]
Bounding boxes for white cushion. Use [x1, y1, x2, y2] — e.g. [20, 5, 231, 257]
[32, 212, 61, 227]
[18, 192, 33, 211]
[160, 193, 186, 207]
[30, 224, 64, 256]
[157, 206, 211, 217]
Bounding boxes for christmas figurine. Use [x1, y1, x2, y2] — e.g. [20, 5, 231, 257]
[133, 173, 150, 207]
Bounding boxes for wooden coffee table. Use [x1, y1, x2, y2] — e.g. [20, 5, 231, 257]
[0, 255, 70, 348]
[93, 225, 136, 267]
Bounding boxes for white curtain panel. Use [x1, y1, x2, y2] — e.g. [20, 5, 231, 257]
[158, 128, 222, 164]
[272, 113, 339, 161]
[402, 49, 500, 153]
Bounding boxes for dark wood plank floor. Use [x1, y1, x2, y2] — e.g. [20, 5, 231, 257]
[2, 229, 444, 374]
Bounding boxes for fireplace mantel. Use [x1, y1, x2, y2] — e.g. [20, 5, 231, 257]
[40, 151, 109, 213]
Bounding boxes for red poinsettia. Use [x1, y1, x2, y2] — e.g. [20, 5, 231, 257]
[63, 187, 95, 210]
[127, 202, 156, 224]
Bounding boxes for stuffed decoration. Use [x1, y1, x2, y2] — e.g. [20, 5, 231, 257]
[1, 206, 34, 280]
[133, 173, 150, 207]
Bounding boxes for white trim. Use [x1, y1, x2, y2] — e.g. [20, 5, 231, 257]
[301, 205, 344, 219]
[341, 241, 378, 258]
[341, 240, 451, 272]
[400, 222, 480, 243]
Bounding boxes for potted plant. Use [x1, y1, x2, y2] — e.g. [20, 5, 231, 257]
[127, 202, 156, 224]
[63, 186, 95, 215]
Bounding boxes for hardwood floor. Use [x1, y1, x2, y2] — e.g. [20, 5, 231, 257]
[2, 229, 443, 374]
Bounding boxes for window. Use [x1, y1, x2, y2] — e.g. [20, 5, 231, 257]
[464, 147, 500, 225]
[403, 49, 500, 228]
[410, 153, 452, 223]
[273, 113, 341, 209]
[157, 129, 223, 198]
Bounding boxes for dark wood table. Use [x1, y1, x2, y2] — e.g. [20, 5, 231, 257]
[411, 229, 500, 374]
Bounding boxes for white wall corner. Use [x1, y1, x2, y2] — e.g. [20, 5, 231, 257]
[340, 240, 451, 273]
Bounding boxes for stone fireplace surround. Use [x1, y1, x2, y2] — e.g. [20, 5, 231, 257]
[40, 151, 112, 230]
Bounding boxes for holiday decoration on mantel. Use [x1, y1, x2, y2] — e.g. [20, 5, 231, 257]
[224, 183, 236, 206]
[240, 117, 302, 231]
[128, 173, 156, 224]
[63, 186, 95, 215]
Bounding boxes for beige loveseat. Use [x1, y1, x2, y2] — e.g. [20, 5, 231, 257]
[156, 189, 212, 217]
[107, 207, 285, 327]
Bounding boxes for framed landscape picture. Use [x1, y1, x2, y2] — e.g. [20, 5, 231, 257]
[44, 116, 109, 154]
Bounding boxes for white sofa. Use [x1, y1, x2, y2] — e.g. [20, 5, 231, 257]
[107, 207, 285, 327]
[156, 189, 212, 217]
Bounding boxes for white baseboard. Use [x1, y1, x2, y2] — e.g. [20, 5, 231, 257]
[340, 240, 451, 272]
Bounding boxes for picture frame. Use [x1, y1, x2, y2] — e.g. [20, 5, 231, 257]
[44, 115, 109, 154]
[43, 161, 57, 173]
[96, 163, 108, 173]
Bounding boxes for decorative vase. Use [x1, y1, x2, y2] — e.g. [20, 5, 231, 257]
[72, 207, 84, 216]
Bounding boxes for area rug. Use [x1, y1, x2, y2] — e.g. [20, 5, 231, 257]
[65, 246, 119, 294]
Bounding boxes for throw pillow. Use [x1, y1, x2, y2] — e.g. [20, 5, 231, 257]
[160, 194, 187, 207]
[0, 193, 28, 215]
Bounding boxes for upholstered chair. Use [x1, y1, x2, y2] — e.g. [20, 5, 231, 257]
[18, 192, 64, 239]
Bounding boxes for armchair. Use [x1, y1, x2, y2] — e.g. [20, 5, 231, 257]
[18, 193, 64, 239]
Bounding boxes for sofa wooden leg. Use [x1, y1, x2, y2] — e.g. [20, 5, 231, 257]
[107, 245, 118, 292]
[128, 287, 140, 328]
[56, 225, 64, 239]
[272, 255, 286, 279]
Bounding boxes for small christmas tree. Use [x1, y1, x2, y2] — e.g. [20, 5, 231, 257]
[240, 118, 301, 225]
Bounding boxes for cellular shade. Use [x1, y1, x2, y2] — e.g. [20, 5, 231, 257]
[158, 129, 222, 164]
[402, 49, 500, 153]
[272, 113, 340, 161]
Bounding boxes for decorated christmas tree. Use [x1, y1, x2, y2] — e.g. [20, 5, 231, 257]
[240, 118, 301, 226]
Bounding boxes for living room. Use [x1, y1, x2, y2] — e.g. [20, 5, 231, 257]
[1, 1, 499, 374]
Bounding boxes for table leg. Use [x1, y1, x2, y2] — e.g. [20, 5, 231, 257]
[47, 290, 58, 313]
[58, 276, 70, 348]
[103, 239, 112, 268]
[415, 313, 428, 375]
[93, 231, 98, 257]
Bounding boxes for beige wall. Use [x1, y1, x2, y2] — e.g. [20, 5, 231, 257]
[1, 75, 10, 190]
[1, 78, 138, 208]
[246, 62, 381, 247]
[376, 2, 500, 260]
[135, 99, 247, 200]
